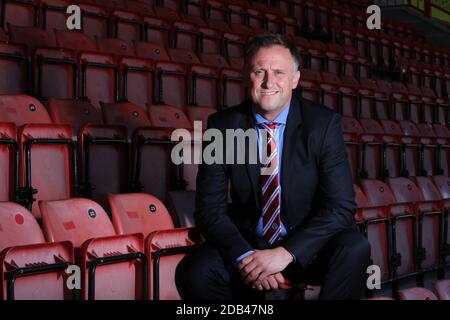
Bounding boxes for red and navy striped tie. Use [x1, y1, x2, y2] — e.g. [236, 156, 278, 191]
[259, 122, 282, 244]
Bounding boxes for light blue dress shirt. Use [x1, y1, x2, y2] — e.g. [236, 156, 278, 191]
[236, 103, 291, 265]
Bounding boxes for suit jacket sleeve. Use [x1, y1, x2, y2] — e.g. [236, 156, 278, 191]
[281, 113, 356, 268]
[194, 114, 254, 266]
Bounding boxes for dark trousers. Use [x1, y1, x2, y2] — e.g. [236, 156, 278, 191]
[175, 228, 371, 300]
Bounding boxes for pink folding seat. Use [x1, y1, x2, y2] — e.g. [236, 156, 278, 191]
[0, 202, 74, 300]
[198, 27, 222, 54]
[173, 21, 199, 52]
[40, 198, 146, 300]
[111, 9, 143, 43]
[0, 123, 17, 202]
[143, 16, 171, 47]
[398, 287, 438, 300]
[96, 38, 155, 110]
[1, 0, 36, 28]
[47, 98, 103, 134]
[41, 0, 70, 31]
[78, 2, 109, 39]
[0, 42, 30, 95]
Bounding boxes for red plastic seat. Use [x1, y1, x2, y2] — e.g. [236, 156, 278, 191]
[143, 16, 171, 47]
[34, 47, 77, 100]
[126, 0, 154, 16]
[0, 202, 74, 300]
[205, 0, 228, 22]
[297, 69, 321, 103]
[198, 27, 222, 54]
[199, 53, 230, 69]
[40, 198, 146, 300]
[155, 61, 188, 111]
[341, 117, 362, 184]
[55, 30, 97, 52]
[41, 0, 70, 31]
[187, 106, 216, 128]
[78, 3, 109, 39]
[398, 287, 438, 300]
[47, 98, 103, 134]
[101, 101, 151, 138]
[153, 6, 180, 24]
[108, 193, 174, 238]
[78, 51, 118, 109]
[359, 78, 390, 120]
[398, 120, 426, 177]
[77, 124, 129, 210]
[0, 123, 17, 202]
[433, 279, 450, 300]
[147, 228, 201, 299]
[135, 41, 170, 61]
[223, 32, 246, 58]
[362, 179, 417, 281]
[0, 94, 51, 126]
[96, 38, 155, 110]
[168, 48, 201, 65]
[1, 0, 36, 28]
[173, 22, 199, 52]
[111, 9, 143, 43]
[8, 25, 56, 53]
[220, 68, 245, 108]
[189, 63, 220, 109]
[0, 42, 30, 95]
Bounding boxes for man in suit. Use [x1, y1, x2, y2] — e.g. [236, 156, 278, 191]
[176, 34, 371, 300]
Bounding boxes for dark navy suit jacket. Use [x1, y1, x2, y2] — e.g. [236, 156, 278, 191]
[194, 94, 357, 268]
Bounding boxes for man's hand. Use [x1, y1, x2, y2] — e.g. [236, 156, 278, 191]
[237, 246, 294, 288]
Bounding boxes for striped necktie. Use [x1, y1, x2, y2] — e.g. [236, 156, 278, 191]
[258, 122, 282, 244]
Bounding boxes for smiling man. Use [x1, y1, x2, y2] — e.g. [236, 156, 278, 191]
[176, 34, 370, 300]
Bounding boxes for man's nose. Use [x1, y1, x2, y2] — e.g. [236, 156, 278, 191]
[262, 72, 274, 88]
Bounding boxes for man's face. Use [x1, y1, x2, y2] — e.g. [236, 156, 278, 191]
[247, 45, 300, 117]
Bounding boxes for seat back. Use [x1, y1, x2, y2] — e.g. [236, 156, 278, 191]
[108, 193, 174, 237]
[8, 25, 56, 53]
[0, 123, 17, 202]
[148, 105, 192, 130]
[147, 228, 201, 300]
[0, 43, 29, 95]
[156, 61, 188, 111]
[0, 95, 51, 126]
[101, 102, 151, 138]
[398, 287, 438, 300]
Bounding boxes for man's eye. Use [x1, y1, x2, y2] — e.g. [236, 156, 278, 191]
[275, 71, 284, 75]
[254, 70, 264, 75]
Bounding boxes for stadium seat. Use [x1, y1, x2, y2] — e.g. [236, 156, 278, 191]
[111, 9, 143, 43]
[39, 198, 146, 300]
[173, 21, 199, 52]
[431, 175, 450, 271]
[155, 61, 188, 111]
[8, 24, 56, 53]
[0, 94, 51, 126]
[54, 30, 96, 52]
[433, 279, 450, 300]
[189, 63, 220, 109]
[416, 123, 439, 176]
[143, 16, 171, 48]
[359, 78, 390, 120]
[147, 227, 201, 299]
[198, 27, 222, 54]
[220, 68, 245, 108]
[187, 106, 216, 128]
[101, 101, 151, 138]
[153, 6, 180, 24]
[168, 48, 201, 65]
[223, 32, 246, 58]
[0, 202, 74, 300]
[78, 2, 109, 39]
[341, 117, 362, 184]
[0, 42, 30, 95]
[297, 69, 321, 103]
[398, 121, 425, 177]
[41, 0, 70, 31]
[96, 38, 155, 110]
[108, 193, 174, 237]
[362, 179, 417, 287]
[380, 119, 413, 178]
[354, 183, 392, 290]
[388, 177, 442, 284]
[34, 47, 78, 100]
[397, 287, 438, 300]
[1, 0, 37, 29]
[135, 41, 170, 62]
[0, 123, 17, 202]
[47, 98, 103, 134]
[359, 119, 385, 180]
[77, 124, 129, 210]
[78, 51, 119, 110]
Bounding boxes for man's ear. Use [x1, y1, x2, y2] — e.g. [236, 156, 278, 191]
[292, 70, 300, 88]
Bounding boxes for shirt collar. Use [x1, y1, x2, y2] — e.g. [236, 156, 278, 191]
[253, 102, 291, 126]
